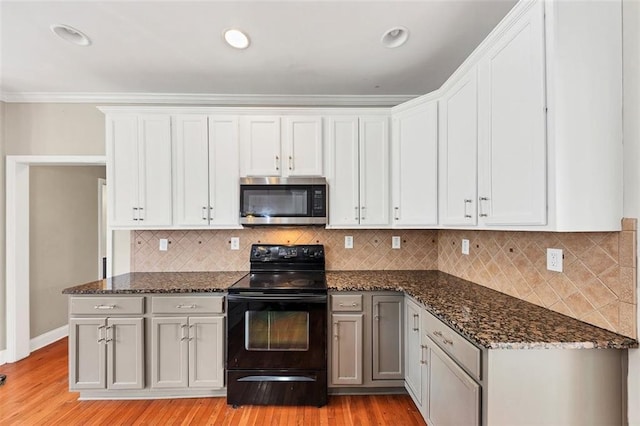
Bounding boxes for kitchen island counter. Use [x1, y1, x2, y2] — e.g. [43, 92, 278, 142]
[62, 271, 248, 294]
[326, 270, 638, 350]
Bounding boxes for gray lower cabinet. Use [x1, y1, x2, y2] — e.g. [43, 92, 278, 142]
[371, 295, 404, 380]
[151, 316, 224, 389]
[331, 313, 364, 385]
[329, 291, 404, 389]
[69, 316, 144, 391]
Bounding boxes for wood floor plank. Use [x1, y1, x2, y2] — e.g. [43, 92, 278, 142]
[0, 338, 426, 425]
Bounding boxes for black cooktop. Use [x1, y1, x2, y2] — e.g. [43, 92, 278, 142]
[229, 244, 327, 294]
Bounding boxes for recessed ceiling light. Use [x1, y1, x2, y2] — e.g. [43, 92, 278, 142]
[381, 26, 409, 48]
[50, 24, 92, 46]
[224, 29, 250, 49]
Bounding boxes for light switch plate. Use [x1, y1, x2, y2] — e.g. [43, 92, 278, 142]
[461, 239, 470, 255]
[345, 236, 353, 249]
[159, 238, 168, 251]
[230, 237, 240, 250]
[547, 248, 563, 272]
[392, 236, 401, 249]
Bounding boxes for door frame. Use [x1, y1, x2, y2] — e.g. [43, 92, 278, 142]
[5, 155, 106, 363]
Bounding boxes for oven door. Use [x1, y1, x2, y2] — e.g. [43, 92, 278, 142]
[226, 293, 327, 370]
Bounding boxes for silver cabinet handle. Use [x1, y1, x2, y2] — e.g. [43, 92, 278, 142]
[412, 313, 419, 332]
[132, 207, 139, 221]
[288, 155, 293, 170]
[333, 322, 339, 340]
[420, 344, 427, 364]
[138, 207, 144, 221]
[97, 325, 106, 343]
[478, 197, 489, 217]
[180, 324, 188, 341]
[275, 155, 280, 171]
[374, 302, 380, 321]
[394, 207, 400, 221]
[94, 304, 116, 310]
[188, 324, 194, 341]
[176, 304, 197, 309]
[209, 206, 213, 220]
[433, 330, 443, 338]
[443, 338, 454, 346]
[361, 206, 366, 221]
[202, 207, 208, 221]
[464, 199, 473, 219]
[354, 206, 359, 221]
[105, 325, 113, 343]
[338, 302, 357, 307]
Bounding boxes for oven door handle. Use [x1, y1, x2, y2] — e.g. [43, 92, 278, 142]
[227, 293, 327, 303]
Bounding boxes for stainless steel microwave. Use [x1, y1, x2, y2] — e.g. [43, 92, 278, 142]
[239, 177, 327, 225]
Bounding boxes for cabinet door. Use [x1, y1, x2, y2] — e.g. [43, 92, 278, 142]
[107, 115, 139, 227]
[477, 1, 546, 226]
[427, 338, 480, 426]
[327, 117, 360, 227]
[151, 317, 189, 388]
[106, 317, 144, 390]
[284, 116, 323, 176]
[372, 295, 403, 380]
[439, 68, 478, 226]
[69, 318, 106, 390]
[188, 316, 225, 388]
[392, 102, 438, 227]
[174, 115, 210, 226]
[137, 115, 173, 226]
[404, 298, 422, 402]
[359, 117, 390, 226]
[331, 313, 363, 385]
[209, 116, 240, 226]
[241, 116, 281, 176]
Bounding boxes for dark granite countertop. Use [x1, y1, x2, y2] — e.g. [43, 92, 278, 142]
[62, 271, 248, 294]
[326, 270, 638, 350]
[63, 270, 637, 350]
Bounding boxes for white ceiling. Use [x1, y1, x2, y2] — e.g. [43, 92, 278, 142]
[0, 0, 517, 105]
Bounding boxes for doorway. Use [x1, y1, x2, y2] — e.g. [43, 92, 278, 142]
[5, 155, 106, 363]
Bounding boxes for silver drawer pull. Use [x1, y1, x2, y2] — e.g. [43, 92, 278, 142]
[339, 302, 357, 307]
[94, 304, 116, 310]
[443, 338, 454, 345]
[176, 304, 197, 309]
[433, 330, 443, 338]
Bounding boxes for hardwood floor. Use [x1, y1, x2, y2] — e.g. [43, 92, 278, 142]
[0, 338, 426, 425]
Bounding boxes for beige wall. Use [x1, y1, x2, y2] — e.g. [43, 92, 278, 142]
[29, 166, 106, 337]
[4, 103, 104, 155]
[0, 101, 5, 351]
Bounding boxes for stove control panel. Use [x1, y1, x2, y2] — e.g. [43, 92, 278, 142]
[250, 244, 324, 263]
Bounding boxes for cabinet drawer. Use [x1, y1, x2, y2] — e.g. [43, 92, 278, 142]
[151, 295, 224, 314]
[70, 296, 144, 315]
[423, 311, 481, 380]
[331, 294, 363, 312]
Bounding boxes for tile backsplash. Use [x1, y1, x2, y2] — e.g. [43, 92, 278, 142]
[132, 228, 439, 272]
[132, 220, 637, 337]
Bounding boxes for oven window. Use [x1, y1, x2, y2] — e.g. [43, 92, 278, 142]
[245, 311, 309, 351]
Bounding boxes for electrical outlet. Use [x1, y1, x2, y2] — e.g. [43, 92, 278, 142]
[547, 248, 563, 272]
[461, 239, 470, 255]
[345, 236, 353, 249]
[159, 238, 168, 251]
[392, 236, 401, 249]
[230, 237, 240, 250]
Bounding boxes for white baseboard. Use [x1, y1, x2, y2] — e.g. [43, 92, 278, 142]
[0, 349, 6, 365]
[30, 324, 69, 353]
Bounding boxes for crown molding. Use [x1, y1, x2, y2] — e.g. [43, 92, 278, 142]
[0, 91, 417, 107]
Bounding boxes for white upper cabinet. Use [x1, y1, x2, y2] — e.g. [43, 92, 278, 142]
[477, 0, 546, 226]
[283, 116, 323, 176]
[174, 115, 240, 227]
[327, 115, 390, 227]
[240, 115, 323, 177]
[391, 101, 438, 227]
[107, 114, 172, 228]
[240, 116, 282, 176]
[439, 68, 478, 226]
